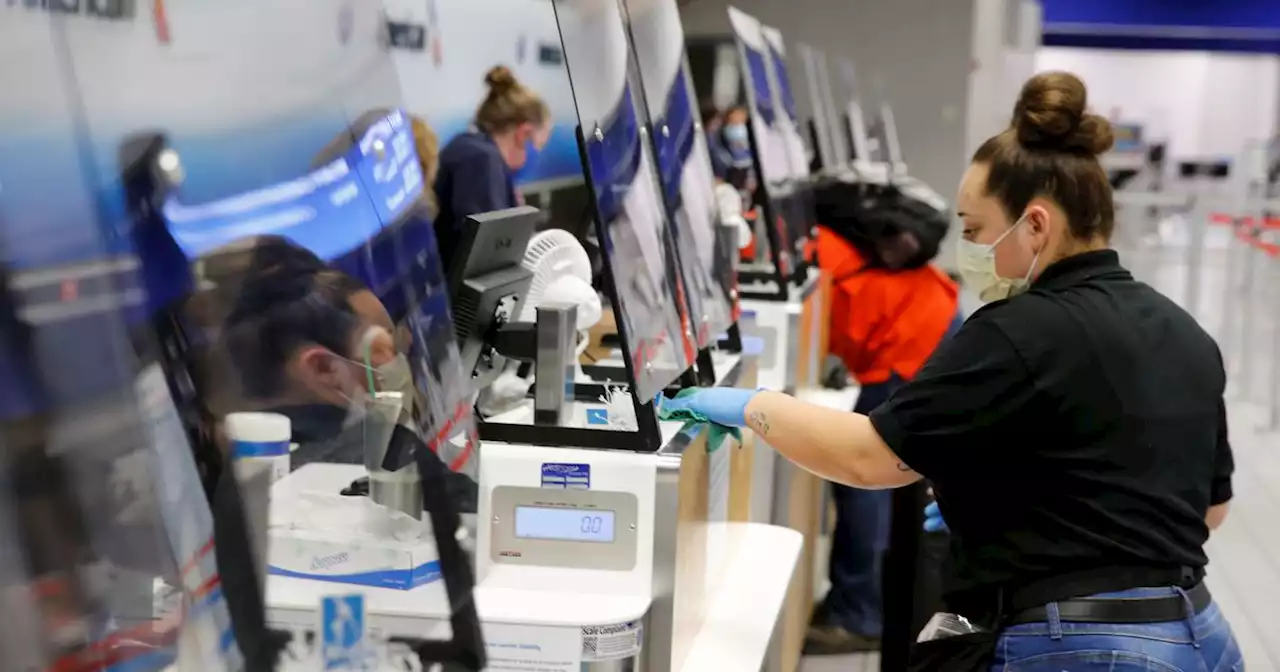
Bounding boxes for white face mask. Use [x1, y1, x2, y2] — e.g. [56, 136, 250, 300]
[335, 360, 376, 429]
[956, 214, 1042, 303]
[377, 355, 416, 414]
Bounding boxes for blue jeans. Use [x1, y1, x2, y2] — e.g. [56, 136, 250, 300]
[822, 376, 899, 636]
[992, 588, 1244, 671]
[820, 311, 966, 637]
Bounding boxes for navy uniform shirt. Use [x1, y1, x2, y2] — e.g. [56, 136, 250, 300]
[869, 250, 1233, 619]
[433, 131, 517, 273]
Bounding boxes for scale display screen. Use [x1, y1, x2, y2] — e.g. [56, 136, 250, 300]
[514, 506, 617, 543]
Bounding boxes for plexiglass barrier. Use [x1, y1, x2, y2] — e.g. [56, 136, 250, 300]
[621, 0, 738, 349]
[2, 4, 484, 669]
[0, 8, 244, 669]
[552, 0, 695, 403]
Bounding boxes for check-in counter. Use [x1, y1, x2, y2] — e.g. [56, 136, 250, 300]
[739, 270, 848, 672]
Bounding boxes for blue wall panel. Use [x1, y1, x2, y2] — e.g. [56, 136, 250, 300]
[1042, 0, 1280, 53]
[1044, 0, 1280, 31]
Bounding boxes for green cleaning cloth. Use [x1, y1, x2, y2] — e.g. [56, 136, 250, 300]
[656, 389, 742, 454]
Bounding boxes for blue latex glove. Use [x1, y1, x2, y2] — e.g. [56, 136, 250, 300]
[924, 501, 949, 533]
[655, 387, 758, 428]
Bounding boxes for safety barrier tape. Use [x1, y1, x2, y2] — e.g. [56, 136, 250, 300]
[48, 613, 183, 672]
[1210, 213, 1280, 230]
[1234, 229, 1280, 258]
[178, 537, 216, 586]
[426, 401, 478, 473]
[46, 532, 235, 672]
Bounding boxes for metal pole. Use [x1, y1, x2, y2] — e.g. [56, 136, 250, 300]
[1136, 205, 1158, 284]
[1234, 238, 1259, 402]
[1268, 249, 1280, 432]
[1184, 208, 1207, 321]
[1219, 217, 1241, 353]
[1113, 192, 1194, 288]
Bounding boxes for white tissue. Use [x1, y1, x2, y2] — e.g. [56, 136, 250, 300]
[271, 490, 430, 543]
[477, 361, 532, 417]
[600, 385, 638, 431]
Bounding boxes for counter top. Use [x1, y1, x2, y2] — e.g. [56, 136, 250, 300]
[268, 573, 650, 629]
[679, 523, 802, 672]
[266, 521, 801, 669]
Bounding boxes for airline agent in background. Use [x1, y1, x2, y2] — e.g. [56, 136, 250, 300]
[806, 225, 962, 655]
[433, 65, 550, 275]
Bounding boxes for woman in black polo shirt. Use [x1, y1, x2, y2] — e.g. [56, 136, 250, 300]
[433, 65, 550, 273]
[664, 72, 1241, 670]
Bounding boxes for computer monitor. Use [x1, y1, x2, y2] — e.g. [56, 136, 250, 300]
[447, 206, 539, 388]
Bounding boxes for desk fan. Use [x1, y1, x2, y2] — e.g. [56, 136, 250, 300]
[476, 229, 603, 416]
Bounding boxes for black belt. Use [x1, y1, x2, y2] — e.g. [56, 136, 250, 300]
[1006, 581, 1211, 626]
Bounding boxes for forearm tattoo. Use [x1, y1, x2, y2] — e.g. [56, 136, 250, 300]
[747, 410, 770, 437]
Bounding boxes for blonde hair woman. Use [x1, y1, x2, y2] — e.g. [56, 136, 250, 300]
[432, 65, 550, 273]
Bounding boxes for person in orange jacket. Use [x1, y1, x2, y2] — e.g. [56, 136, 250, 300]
[805, 226, 963, 655]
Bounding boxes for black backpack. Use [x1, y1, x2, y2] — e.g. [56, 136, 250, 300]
[814, 181, 950, 270]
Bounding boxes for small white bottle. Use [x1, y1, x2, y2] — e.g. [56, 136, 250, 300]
[224, 412, 292, 484]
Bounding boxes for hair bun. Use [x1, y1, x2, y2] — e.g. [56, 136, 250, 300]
[484, 65, 519, 93]
[1013, 71, 1114, 156]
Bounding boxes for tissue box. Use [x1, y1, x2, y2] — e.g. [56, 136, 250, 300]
[266, 464, 442, 591]
[267, 525, 441, 591]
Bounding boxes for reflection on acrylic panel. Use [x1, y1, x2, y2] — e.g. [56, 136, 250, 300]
[760, 25, 810, 182]
[2, 0, 479, 473]
[1, 8, 483, 670]
[552, 0, 693, 402]
[621, 0, 736, 347]
[0, 0, 402, 267]
[760, 22, 815, 256]
[727, 6, 796, 277]
[727, 7, 791, 189]
[154, 111, 477, 476]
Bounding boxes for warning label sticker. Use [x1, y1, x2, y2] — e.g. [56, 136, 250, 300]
[581, 621, 643, 661]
